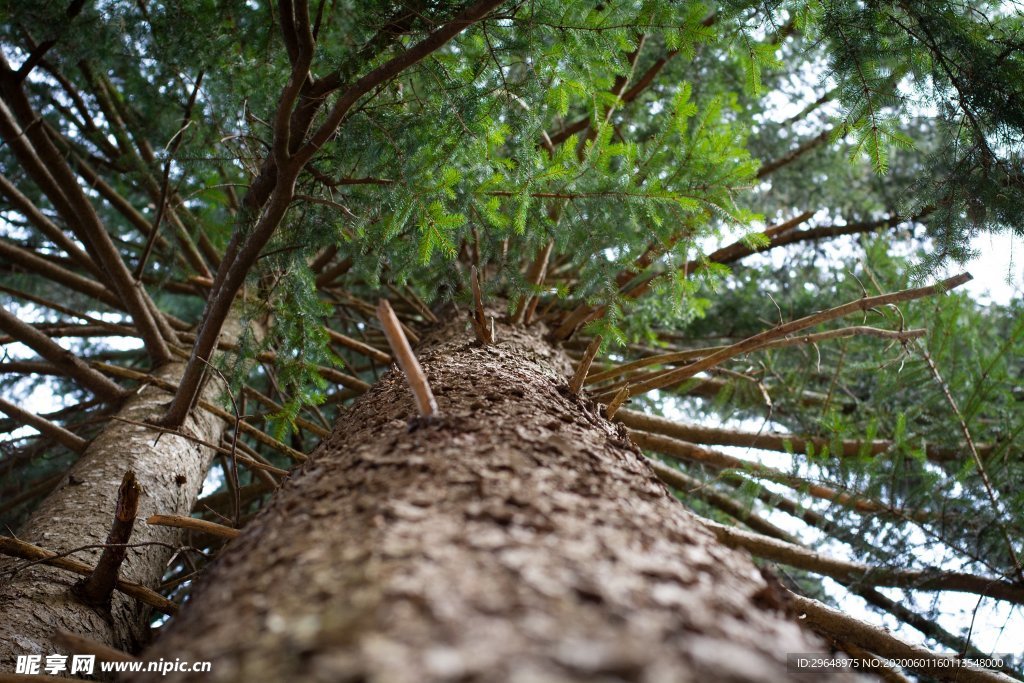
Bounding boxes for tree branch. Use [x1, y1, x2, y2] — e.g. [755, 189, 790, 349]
[0, 397, 88, 452]
[0, 306, 124, 401]
[623, 274, 970, 397]
[789, 592, 1018, 683]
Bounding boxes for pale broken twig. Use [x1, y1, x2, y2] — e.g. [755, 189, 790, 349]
[377, 299, 439, 418]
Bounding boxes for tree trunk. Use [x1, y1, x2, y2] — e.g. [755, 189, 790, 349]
[0, 333, 238, 665]
[139, 318, 846, 682]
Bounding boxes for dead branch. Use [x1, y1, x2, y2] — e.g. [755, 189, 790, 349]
[789, 592, 1018, 683]
[0, 536, 177, 615]
[569, 335, 602, 395]
[616, 408, 986, 464]
[698, 518, 1024, 604]
[632, 430, 929, 522]
[376, 299, 438, 418]
[622, 274, 970, 397]
[587, 326, 926, 387]
[603, 386, 630, 420]
[147, 514, 241, 539]
[52, 630, 138, 663]
[470, 265, 493, 344]
[72, 471, 141, 608]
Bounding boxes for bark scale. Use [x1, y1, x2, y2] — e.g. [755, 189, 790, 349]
[0, 335, 239, 664]
[139, 318, 849, 682]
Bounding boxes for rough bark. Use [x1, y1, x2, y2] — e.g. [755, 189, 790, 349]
[0, 326, 241, 665]
[140, 317, 851, 683]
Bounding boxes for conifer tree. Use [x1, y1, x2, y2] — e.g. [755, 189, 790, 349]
[1, 1, 1021, 681]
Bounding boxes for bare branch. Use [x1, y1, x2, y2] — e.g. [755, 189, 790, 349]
[0, 306, 124, 401]
[0, 536, 177, 615]
[632, 430, 928, 521]
[699, 517, 1024, 603]
[51, 630, 137, 664]
[617, 408, 987, 464]
[376, 299, 438, 419]
[569, 335, 602, 395]
[789, 592, 1019, 683]
[147, 514, 241, 539]
[0, 397, 88, 452]
[470, 265, 493, 344]
[72, 471, 141, 607]
[623, 274, 970, 397]
[603, 387, 629, 420]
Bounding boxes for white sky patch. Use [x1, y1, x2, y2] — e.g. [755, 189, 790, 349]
[958, 231, 1024, 306]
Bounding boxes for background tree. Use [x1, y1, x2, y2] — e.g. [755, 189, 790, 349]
[0, 0, 1021, 681]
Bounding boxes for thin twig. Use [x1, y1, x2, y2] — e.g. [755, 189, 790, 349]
[94, 362, 307, 462]
[915, 341, 1024, 583]
[196, 356, 243, 528]
[108, 417, 289, 476]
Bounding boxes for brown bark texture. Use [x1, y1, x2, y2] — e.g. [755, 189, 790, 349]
[140, 317, 851, 683]
[0, 360, 228, 664]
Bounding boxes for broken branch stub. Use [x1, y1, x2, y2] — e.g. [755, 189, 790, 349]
[71, 471, 141, 608]
[376, 299, 439, 418]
